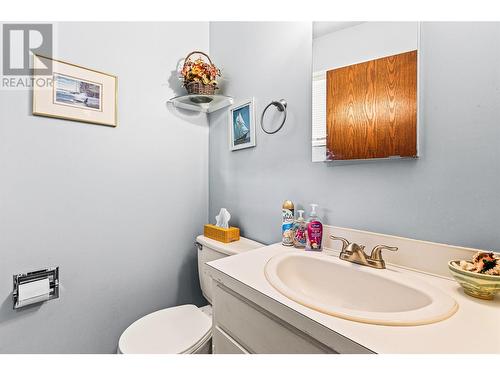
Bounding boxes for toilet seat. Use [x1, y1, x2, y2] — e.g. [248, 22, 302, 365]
[118, 304, 212, 354]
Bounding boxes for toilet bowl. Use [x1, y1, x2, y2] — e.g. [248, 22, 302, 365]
[118, 235, 263, 354]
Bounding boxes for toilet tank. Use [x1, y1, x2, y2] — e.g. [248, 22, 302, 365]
[196, 235, 263, 303]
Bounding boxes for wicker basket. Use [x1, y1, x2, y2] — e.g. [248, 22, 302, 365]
[186, 81, 216, 95]
[183, 51, 217, 95]
[204, 224, 240, 243]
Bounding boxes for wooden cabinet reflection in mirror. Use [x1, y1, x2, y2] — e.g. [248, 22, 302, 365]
[326, 50, 417, 161]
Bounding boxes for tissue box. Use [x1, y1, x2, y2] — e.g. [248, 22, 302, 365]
[204, 224, 240, 243]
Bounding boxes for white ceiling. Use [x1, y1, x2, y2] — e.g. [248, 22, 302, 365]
[313, 22, 365, 39]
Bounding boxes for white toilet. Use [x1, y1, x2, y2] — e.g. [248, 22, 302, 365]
[118, 234, 263, 354]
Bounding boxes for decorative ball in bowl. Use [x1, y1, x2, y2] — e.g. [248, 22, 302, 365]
[448, 252, 500, 300]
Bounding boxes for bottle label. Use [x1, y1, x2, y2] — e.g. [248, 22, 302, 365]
[306, 221, 323, 250]
[293, 226, 306, 247]
[282, 208, 294, 246]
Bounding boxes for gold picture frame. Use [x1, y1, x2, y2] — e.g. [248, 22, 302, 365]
[33, 55, 118, 127]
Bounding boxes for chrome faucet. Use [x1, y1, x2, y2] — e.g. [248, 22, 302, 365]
[330, 235, 398, 269]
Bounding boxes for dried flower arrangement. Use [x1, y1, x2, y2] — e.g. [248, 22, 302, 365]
[459, 252, 500, 276]
[180, 51, 221, 95]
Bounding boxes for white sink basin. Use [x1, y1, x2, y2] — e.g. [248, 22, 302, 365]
[265, 252, 457, 326]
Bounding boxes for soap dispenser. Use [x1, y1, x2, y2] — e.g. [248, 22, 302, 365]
[305, 204, 323, 251]
[293, 210, 307, 248]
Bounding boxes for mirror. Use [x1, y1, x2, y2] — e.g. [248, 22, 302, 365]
[312, 22, 420, 162]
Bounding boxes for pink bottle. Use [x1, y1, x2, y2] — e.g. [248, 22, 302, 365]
[305, 204, 323, 251]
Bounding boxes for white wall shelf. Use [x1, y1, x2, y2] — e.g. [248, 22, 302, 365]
[168, 94, 233, 113]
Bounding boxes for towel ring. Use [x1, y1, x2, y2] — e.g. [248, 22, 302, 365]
[260, 99, 287, 134]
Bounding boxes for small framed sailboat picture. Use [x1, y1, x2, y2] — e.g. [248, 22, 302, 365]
[228, 98, 256, 151]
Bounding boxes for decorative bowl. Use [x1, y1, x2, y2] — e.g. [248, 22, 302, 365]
[448, 260, 500, 300]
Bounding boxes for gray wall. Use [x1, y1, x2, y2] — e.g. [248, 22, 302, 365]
[0, 22, 209, 353]
[208, 22, 500, 250]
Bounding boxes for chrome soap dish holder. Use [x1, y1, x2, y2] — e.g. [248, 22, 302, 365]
[260, 99, 287, 135]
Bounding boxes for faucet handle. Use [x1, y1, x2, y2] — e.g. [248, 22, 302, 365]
[330, 235, 350, 251]
[370, 244, 398, 261]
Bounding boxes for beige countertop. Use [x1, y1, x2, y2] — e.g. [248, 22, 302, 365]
[207, 243, 500, 354]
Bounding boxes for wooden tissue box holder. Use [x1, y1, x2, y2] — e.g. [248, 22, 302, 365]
[204, 224, 240, 243]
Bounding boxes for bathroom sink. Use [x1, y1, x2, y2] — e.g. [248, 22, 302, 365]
[265, 252, 457, 326]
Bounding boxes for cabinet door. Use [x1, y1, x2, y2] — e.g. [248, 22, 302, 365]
[213, 283, 335, 354]
[326, 50, 417, 160]
[213, 326, 249, 354]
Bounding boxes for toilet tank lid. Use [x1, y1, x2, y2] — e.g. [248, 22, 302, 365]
[196, 235, 264, 256]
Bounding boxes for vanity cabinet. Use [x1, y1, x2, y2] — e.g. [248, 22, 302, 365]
[212, 282, 334, 353]
[211, 279, 372, 354]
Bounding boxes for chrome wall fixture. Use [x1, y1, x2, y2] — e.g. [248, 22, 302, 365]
[260, 99, 287, 134]
[12, 267, 59, 309]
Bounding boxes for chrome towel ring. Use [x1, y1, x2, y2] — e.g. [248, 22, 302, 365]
[260, 99, 287, 134]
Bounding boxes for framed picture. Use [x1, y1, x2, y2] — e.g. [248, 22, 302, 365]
[228, 98, 256, 151]
[33, 55, 118, 127]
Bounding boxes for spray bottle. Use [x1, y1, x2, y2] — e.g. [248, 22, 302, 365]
[281, 200, 295, 246]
